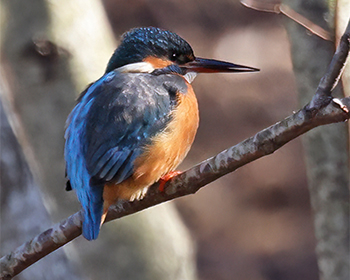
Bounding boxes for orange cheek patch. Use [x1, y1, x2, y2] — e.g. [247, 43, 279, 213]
[143, 56, 173, 69]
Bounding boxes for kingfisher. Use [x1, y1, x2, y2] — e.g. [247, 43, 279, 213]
[65, 27, 258, 240]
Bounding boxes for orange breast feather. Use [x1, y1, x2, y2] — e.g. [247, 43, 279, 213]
[133, 82, 199, 185]
[103, 82, 199, 215]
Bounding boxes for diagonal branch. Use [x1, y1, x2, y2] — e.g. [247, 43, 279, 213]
[1, 19, 349, 280]
[308, 19, 350, 109]
[106, 97, 349, 222]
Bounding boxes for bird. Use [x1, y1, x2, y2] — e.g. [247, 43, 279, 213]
[64, 27, 258, 240]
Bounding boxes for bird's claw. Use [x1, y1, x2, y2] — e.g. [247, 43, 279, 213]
[159, 171, 182, 192]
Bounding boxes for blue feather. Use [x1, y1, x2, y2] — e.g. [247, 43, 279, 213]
[65, 75, 109, 240]
[83, 72, 180, 185]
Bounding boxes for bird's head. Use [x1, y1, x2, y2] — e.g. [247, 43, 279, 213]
[106, 27, 258, 83]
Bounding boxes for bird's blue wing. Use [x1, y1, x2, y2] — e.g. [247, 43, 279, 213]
[65, 76, 106, 240]
[65, 71, 184, 240]
[83, 72, 179, 184]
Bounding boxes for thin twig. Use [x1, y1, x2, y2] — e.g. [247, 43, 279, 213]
[240, 0, 332, 41]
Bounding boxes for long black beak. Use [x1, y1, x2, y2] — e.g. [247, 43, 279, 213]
[182, 57, 259, 73]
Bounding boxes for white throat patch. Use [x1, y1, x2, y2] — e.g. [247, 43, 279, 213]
[183, 72, 197, 84]
[116, 62, 155, 73]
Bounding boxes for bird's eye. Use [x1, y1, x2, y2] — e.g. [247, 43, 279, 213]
[170, 52, 178, 61]
[170, 52, 188, 64]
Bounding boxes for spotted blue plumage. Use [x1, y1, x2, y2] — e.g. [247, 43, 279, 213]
[65, 70, 187, 240]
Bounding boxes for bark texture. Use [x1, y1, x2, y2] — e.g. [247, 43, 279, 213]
[283, 1, 349, 279]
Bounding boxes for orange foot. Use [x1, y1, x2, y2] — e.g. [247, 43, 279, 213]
[159, 171, 182, 192]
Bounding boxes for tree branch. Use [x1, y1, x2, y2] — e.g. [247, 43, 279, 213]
[308, 19, 350, 109]
[1, 19, 349, 280]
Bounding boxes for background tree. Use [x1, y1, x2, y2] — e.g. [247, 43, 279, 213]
[282, 1, 349, 279]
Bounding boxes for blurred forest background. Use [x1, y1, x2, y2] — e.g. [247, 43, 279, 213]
[0, 0, 348, 280]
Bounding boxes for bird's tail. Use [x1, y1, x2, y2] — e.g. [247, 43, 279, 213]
[80, 186, 104, 240]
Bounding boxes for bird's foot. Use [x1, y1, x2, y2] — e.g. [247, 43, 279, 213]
[159, 171, 182, 192]
[129, 186, 149, 201]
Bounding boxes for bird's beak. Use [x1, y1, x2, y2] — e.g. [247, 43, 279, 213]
[182, 57, 259, 73]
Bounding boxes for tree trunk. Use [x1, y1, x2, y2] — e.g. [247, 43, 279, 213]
[0, 85, 83, 280]
[283, 1, 349, 279]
